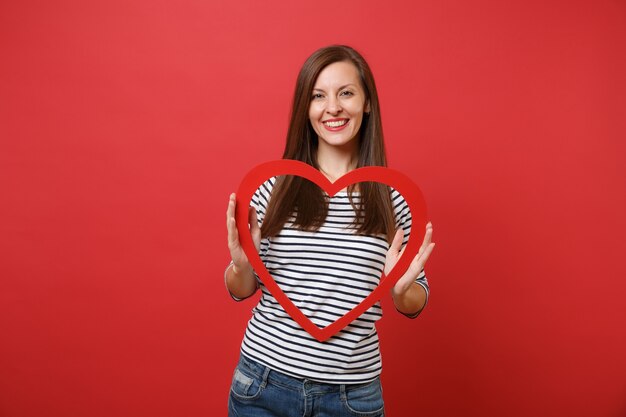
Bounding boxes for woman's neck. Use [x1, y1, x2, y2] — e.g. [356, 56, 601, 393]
[316, 141, 358, 182]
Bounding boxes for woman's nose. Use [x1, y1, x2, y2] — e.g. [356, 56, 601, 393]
[326, 97, 342, 114]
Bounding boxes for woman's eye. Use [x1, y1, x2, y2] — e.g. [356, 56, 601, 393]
[312, 93, 324, 99]
[340, 90, 354, 96]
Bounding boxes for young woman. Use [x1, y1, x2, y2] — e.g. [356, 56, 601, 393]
[224, 45, 435, 417]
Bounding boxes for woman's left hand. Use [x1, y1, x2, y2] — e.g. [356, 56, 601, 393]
[384, 222, 435, 296]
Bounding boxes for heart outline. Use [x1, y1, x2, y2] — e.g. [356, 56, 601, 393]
[235, 160, 427, 342]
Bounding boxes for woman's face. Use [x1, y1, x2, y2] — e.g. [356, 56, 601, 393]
[309, 61, 370, 150]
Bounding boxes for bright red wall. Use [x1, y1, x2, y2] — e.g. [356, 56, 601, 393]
[1, 1, 625, 416]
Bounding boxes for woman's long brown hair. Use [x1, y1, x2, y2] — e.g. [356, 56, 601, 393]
[261, 45, 397, 243]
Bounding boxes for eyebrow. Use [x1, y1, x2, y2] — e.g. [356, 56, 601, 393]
[312, 84, 356, 92]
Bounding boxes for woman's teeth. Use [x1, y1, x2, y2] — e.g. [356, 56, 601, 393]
[323, 120, 348, 127]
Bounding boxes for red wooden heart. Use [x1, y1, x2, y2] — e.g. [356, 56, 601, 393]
[235, 160, 427, 342]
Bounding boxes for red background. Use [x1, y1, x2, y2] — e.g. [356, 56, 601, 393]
[1, 1, 625, 416]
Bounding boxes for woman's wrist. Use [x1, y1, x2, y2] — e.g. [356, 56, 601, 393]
[231, 260, 253, 277]
[225, 259, 257, 300]
[391, 279, 413, 299]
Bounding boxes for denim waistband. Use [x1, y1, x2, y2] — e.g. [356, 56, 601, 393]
[237, 354, 375, 395]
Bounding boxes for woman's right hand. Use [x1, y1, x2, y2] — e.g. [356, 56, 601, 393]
[226, 193, 261, 273]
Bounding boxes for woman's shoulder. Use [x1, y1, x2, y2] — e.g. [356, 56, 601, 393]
[251, 176, 277, 210]
[389, 186, 408, 207]
[256, 176, 277, 195]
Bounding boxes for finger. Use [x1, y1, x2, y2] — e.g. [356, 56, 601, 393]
[423, 222, 433, 243]
[249, 206, 260, 229]
[426, 222, 433, 238]
[412, 242, 435, 272]
[226, 193, 237, 230]
[418, 224, 433, 257]
[249, 207, 262, 251]
[227, 216, 239, 247]
[226, 193, 237, 225]
[389, 229, 404, 255]
[227, 192, 236, 214]
[249, 207, 261, 244]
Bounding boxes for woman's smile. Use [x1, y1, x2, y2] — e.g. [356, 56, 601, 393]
[322, 118, 349, 131]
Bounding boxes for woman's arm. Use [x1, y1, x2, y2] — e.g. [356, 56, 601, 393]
[385, 222, 435, 317]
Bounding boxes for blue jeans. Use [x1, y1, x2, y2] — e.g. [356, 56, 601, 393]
[228, 354, 385, 417]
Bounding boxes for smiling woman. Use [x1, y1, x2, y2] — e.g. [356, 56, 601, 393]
[224, 45, 435, 417]
[261, 47, 399, 244]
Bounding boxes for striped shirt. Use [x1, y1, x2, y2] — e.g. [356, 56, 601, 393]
[231, 177, 429, 384]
